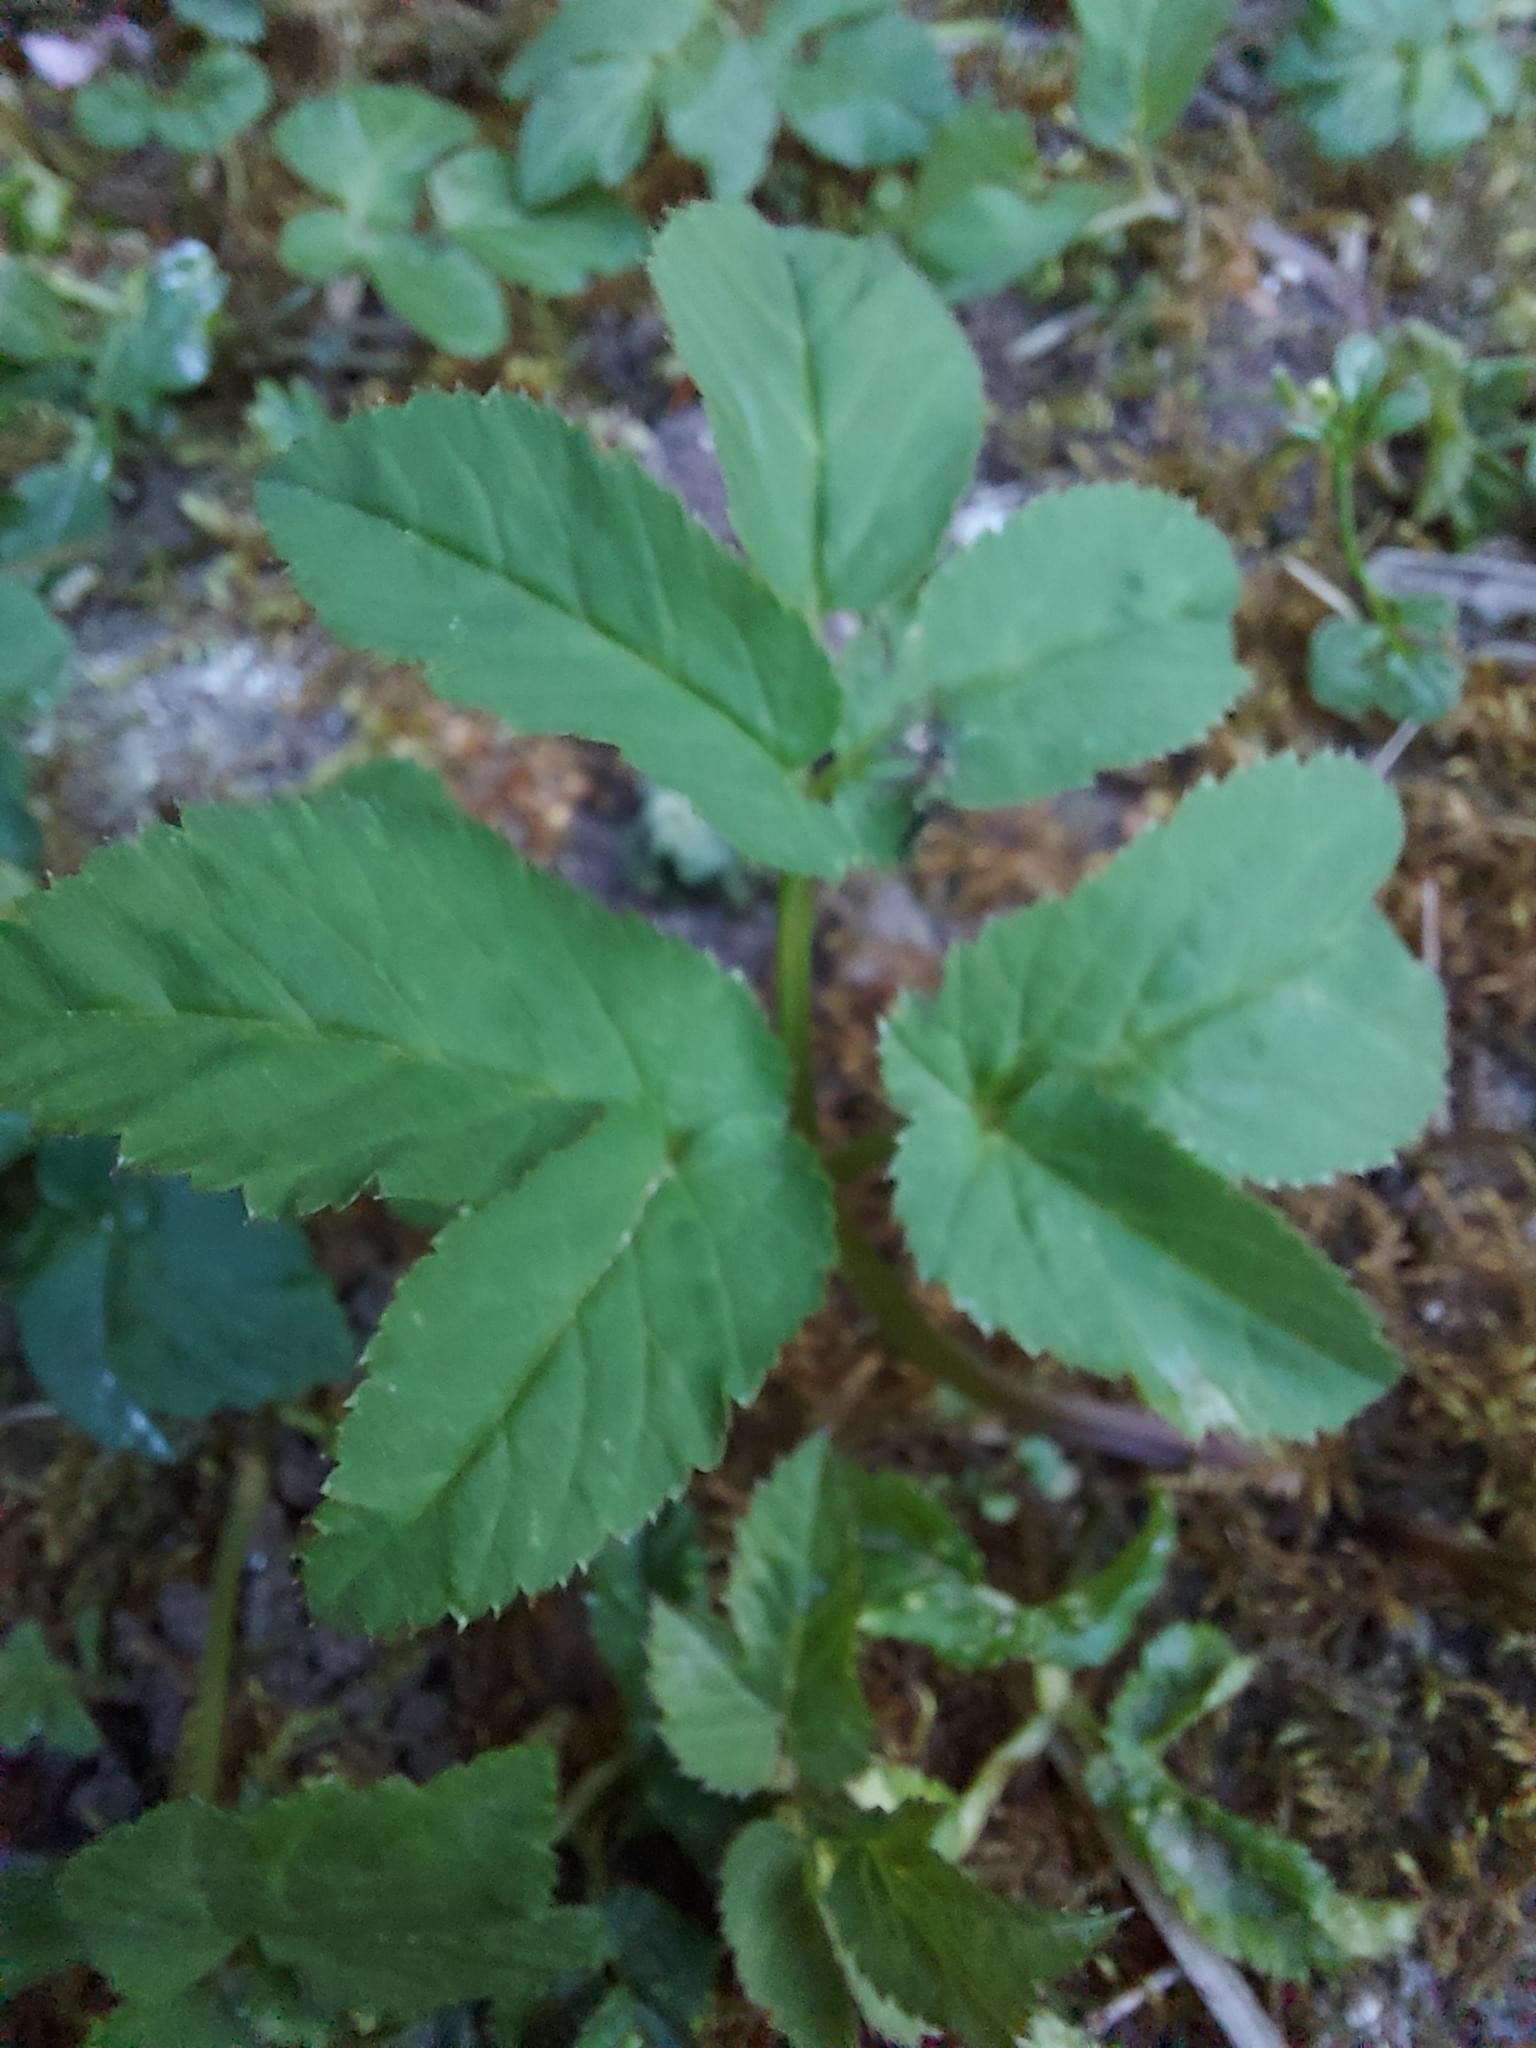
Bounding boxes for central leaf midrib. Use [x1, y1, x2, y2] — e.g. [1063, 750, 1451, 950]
[284, 472, 819, 778]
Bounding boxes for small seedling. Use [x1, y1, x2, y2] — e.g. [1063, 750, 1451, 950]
[75, 47, 271, 157]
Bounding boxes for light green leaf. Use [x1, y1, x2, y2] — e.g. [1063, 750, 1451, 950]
[272, 87, 476, 226]
[1105, 1621, 1257, 1756]
[652, 203, 982, 617]
[861, 1495, 1176, 1672]
[659, 28, 779, 199]
[0, 256, 82, 366]
[648, 1601, 783, 1794]
[780, 14, 956, 168]
[58, 1750, 607, 2022]
[725, 1436, 872, 1787]
[1085, 1752, 1418, 1977]
[257, 390, 852, 873]
[90, 240, 227, 426]
[278, 207, 376, 282]
[0, 575, 71, 723]
[152, 48, 271, 153]
[909, 176, 1115, 303]
[0, 1622, 100, 1756]
[822, 1805, 1111, 2048]
[884, 752, 1444, 1190]
[15, 1138, 352, 1461]
[367, 234, 508, 357]
[1071, 0, 1230, 150]
[1309, 610, 1463, 724]
[844, 483, 1247, 806]
[722, 1819, 861, 2048]
[762, 0, 897, 49]
[504, 0, 709, 94]
[516, 60, 658, 205]
[75, 74, 156, 151]
[428, 148, 646, 293]
[173, 0, 266, 43]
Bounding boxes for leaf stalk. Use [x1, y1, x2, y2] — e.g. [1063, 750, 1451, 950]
[171, 1440, 268, 1804]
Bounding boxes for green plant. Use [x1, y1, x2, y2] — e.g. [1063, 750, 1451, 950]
[0, 202, 1444, 2040]
[75, 47, 271, 157]
[1384, 318, 1536, 542]
[504, 0, 957, 206]
[1274, 0, 1522, 160]
[1284, 333, 1465, 724]
[1069, 0, 1233, 161]
[272, 85, 646, 359]
[0, 1621, 101, 1757]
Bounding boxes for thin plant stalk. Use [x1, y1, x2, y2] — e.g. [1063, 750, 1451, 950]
[171, 1441, 269, 1804]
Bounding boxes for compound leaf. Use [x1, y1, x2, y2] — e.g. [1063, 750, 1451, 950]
[659, 28, 779, 200]
[721, 1820, 861, 2048]
[883, 752, 1443, 1190]
[504, 0, 709, 94]
[849, 483, 1248, 806]
[428, 148, 646, 293]
[58, 1750, 606, 2022]
[152, 48, 271, 154]
[652, 203, 982, 617]
[516, 59, 658, 205]
[15, 1138, 352, 1460]
[821, 1806, 1111, 2048]
[366, 234, 508, 358]
[258, 390, 851, 873]
[272, 87, 475, 226]
[1071, 0, 1230, 150]
[0, 1622, 100, 1756]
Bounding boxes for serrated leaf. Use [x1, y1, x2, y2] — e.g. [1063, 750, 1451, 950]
[648, 1601, 783, 1794]
[257, 390, 852, 872]
[428, 148, 646, 293]
[273, 87, 476, 225]
[517, 60, 659, 205]
[844, 483, 1247, 805]
[659, 28, 778, 200]
[587, 1502, 708, 1719]
[504, 0, 709, 95]
[780, 15, 956, 168]
[15, 1138, 352, 1460]
[0, 1621, 100, 1756]
[367, 234, 508, 357]
[0, 575, 71, 723]
[821, 1805, 1111, 2048]
[721, 1819, 861, 2048]
[58, 1750, 606, 2022]
[1085, 1752, 1418, 1977]
[652, 203, 982, 618]
[861, 1495, 1176, 1672]
[845, 1463, 984, 1607]
[725, 1436, 872, 1786]
[1071, 0, 1231, 151]
[884, 753, 1443, 1191]
[1105, 1621, 1256, 1756]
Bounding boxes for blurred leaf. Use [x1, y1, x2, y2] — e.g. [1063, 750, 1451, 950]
[172, 0, 266, 44]
[516, 58, 658, 204]
[0, 1621, 100, 1755]
[153, 48, 271, 153]
[1308, 608, 1463, 724]
[586, 1502, 709, 1721]
[0, 577, 71, 724]
[779, 14, 955, 168]
[428, 147, 646, 292]
[860, 1495, 1176, 1672]
[245, 374, 329, 455]
[272, 86, 476, 225]
[503, 0, 709, 94]
[647, 1603, 783, 1795]
[659, 24, 778, 199]
[15, 1137, 352, 1460]
[721, 1819, 861, 2048]
[75, 73, 157, 151]
[0, 448, 111, 572]
[367, 234, 509, 357]
[0, 1862, 81, 1997]
[1072, 0, 1231, 151]
[0, 256, 82, 367]
[91, 240, 227, 425]
[1104, 1621, 1257, 1755]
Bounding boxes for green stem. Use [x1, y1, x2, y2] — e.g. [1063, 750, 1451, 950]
[171, 1443, 268, 1804]
[775, 874, 818, 1142]
[1330, 437, 1374, 605]
[834, 1201, 1247, 1470]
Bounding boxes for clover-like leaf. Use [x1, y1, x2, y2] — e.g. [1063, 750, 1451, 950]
[429, 148, 646, 293]
[884, 755, 1443, 1438]
[503, 0, 710, 94]
[274, 86, 475, 223]
[258, 389, 853, 872]
[779, 14, 956, 168]
[652, 203, 982, 618]
[659, 25, 779, 199]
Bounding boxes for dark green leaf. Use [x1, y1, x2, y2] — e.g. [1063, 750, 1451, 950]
[0, 577, 71, 723]
[504, 0, 709, 94]
[648, 1601, 783, 1794]
[721, 1819, 861, 2048]
[0, 1622, 100, 1755]
[0, 1862, 84, 1997]
[1105, 1622, 1256, 1755]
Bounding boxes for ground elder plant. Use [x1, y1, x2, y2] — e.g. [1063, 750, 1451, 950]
[0, 201, 1445, 2039]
